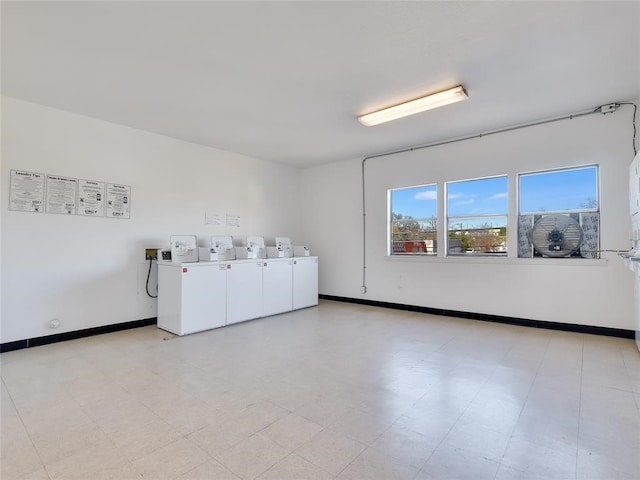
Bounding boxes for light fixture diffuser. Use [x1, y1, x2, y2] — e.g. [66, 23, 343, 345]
[358, 85, 468, 127]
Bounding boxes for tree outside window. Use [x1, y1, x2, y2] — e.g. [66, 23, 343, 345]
[389, 184, 437, 255]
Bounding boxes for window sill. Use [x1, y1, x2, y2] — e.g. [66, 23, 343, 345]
[385, 254, 608, 266]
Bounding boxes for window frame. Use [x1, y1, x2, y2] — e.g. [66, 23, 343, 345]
[388, 183, 438, 256]
[517, 164, 600, 259]
[445, 174, 508, 257]
[518, 165, 599, 215]
[385, 165, 602, 262]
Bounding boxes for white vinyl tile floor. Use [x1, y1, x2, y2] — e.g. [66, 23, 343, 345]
[1, 300, 639, 480]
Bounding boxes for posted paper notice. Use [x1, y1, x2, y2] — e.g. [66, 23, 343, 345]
[9, 170, 45, 213]
[77, 179, 106, 217]
[106, 183, 131, 219]
[45, 175, 78, 215]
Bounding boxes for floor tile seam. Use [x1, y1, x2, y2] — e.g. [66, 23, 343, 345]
[292, 404, 348, 428]
[95, 406, 191, 466]
[288, 425, 328, 458]
[31, 427, 122, 480]
[388, 371, 451, 397]
[614, 337, 634, 370]
[209, 441, 270, 480]
[251, 414, 319, 451]
[580, 382, 640, 402]
[7, 376, 71, 480]
[396, 384, 438, 421]
[462, 324, 533, 408]
[130, 436, 213, 479]
[322, 421, 382, 448]
[317, 434, 368, 480]
[0, 445, 50, 480]
[234, 442, 293, 480]
[206, 425, 286, 466]
[332, 452, 361, 479]
[288, 427, 367, 476]
[0, 377, 18, 414]
[180, 454, 239, 480]
[82, 399, 163, 435]
[283, 451, 336, 479]
[74, 416, 157, 476]
[485, 329, 556, 479]
[362, 359, 488, 471]
[508, 424, 580, 453]
[364, 426, 431, 470]
[495, 442, 579, 480]
[258, 429, 305, 453]
[633, 388, 640, 415]
[424, 325, 470, 360]
[412, 397, 478, 475]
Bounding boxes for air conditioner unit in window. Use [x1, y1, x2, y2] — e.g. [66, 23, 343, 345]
[529, 214, 584, 258]
[519, 211, 599, 259]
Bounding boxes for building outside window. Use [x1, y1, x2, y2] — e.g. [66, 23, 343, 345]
[446, 176, 508, 255]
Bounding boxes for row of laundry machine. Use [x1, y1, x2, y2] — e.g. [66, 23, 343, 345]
[156, 235, 318, 336]
[160, 235, 309, 263]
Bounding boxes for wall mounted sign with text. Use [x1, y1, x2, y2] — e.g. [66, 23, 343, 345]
[9, 169, 131, 219]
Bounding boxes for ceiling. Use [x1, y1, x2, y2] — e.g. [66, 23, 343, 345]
[2, 1, 639, 168]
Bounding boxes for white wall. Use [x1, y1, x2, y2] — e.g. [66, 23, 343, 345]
[1, 97, 302, 343]
[2, 96, 637, 343]
[301, 104, 638, 330]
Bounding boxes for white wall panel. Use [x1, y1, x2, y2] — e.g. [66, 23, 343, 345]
[1, 97, 301, 342]
[301, 105, 638, 329]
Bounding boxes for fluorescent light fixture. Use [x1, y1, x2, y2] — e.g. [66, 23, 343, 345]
[358, 85, 468, 127]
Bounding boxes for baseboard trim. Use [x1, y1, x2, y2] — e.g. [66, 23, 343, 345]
[0, 318, 157, 353]
[319, 295, 635, 339]
[2, 299, 633, 353]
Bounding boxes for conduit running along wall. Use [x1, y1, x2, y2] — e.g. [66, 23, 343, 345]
[301, 102, 638, 330]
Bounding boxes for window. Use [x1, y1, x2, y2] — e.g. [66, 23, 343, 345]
[446, 176, 508, 255]
[389, 184, 437, 255]
[518, 166, 599, 258]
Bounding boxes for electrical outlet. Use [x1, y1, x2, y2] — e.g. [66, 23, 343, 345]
[145, 248, 158, 260]
[360, 286, 367, 294]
